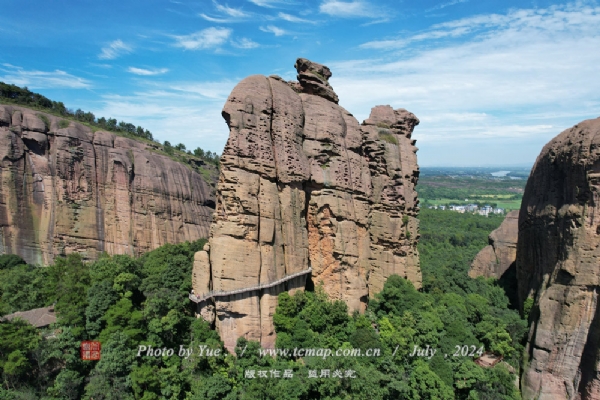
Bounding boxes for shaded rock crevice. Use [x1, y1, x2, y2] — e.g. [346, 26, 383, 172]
[193, 59, 421, 352]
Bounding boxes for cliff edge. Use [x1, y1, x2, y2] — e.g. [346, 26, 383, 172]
[0, 105, 215, 265]
[517, 117, 600, 399]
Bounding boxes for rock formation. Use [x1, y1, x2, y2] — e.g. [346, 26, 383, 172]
[192, 58, 421, 351]
[469, 210, 518, 279]
[517, 117, 600, 399]
[0, 105, 215, 265]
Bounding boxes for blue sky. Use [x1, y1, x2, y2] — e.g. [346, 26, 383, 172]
[1, 0, 599, 166]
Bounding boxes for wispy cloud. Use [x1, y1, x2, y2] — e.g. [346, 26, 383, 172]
[169, 81, 237, 100]
[0, 65, 91, 89]
[328, 3, 600, 164]
[199, 14, 233, 23]
[174, 27, 232, 50]
[426, 0, 469, 12]
[90, 63, 113, 69]
[361, 26, 471, 49]
[278, 12, 314, 23]
[319, 0, 387, 19]
[98, 39, 132, 60]
[260, 25, 287, 36]
[231, 38, 260, 49]
[215, 3, 249, 18]
[127, 67, 169, 76]
[248, 0, 293, 8]
[362, 2, 600, 50]
[95, 80, 237, 153]
[200, 1, 250, 22]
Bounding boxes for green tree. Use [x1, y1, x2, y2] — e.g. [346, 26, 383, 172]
[85, 280, 119, 337]
[0, 318, 40, 387]
[0, 255, 26, 270]
[370, 274, 422, 318]
[408, 360, 454, 400]
[99, 298, 143, 343]
[84, 332, 136, 399]
[193, 147, 205, 158]
[45, 253, 90, 337]
[0, 264, 50, 315]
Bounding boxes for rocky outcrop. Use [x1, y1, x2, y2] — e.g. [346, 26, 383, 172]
[469, 210, 518, 279]
[192, 58, 421, 351]
[517, 117, 600, 399]
[0, 105, 215, 265]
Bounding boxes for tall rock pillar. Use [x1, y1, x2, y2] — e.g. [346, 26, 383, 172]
[193, 58, 421, 352]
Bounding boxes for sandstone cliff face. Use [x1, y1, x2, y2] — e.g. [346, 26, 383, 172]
[192, 59, 421, 351]
[517, 117, 600, 399]
[0, 105, 215, 265]
[469, 210, 518, 279]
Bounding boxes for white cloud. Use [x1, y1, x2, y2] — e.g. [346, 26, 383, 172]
[94, 81, 236, 154]
[199, 14, 233, 23]
[174, 27, 232, 50]
[319, 0, 385, 18]
[127, 67, 169, 76]
[248, 0, 292, 8]
[215, 3, 249, 18]
[326, 2, 600, 164]
[169, 81, 237, 100]
[201, 2, 250, 22]
[231, 38, 260, 49]
[427, 0, 469, 12]
[278, 12, 314, 23]
[98, 40, 132, 60]
[260, 25, 287, 36]
[0, 65, 91, 89]
[361, 27, 472, 49]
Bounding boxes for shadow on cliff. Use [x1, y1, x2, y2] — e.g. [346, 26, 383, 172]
[497, 262, 519, 310]
[577, 287, 600, 398]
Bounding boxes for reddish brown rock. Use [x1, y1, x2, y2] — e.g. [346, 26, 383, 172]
[193, 59, 421, 352]
[0, 105, 215, 265]
[517, 117, 600, 399]
[470, 210, 518, 279]
[294, 58, 339, 104]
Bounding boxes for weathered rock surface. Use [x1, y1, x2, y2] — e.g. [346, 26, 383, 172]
[0, 105, 215, 265]
[193, 58, 421, 351]
[469, 210, 518, 279]
[517, 117, 600, 400]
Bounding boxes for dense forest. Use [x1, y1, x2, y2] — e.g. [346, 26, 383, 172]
[0, 209, 526, 399]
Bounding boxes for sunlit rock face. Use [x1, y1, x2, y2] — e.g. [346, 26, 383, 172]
[517, 117, 600, 400]
[193, 58, 421, 352]
[0, 105, 215, 265]
[470, 210, 519, 279]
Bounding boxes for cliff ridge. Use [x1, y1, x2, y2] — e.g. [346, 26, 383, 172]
[0, 105, 215, 264]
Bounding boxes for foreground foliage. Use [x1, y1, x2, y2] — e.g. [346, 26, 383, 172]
[0, 209, 526, 398]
